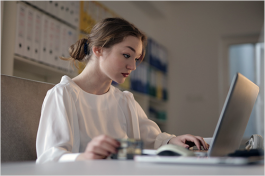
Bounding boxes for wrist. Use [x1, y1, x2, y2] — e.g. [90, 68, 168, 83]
[76, 153, 86, 161]
[168, 136, 177, 144]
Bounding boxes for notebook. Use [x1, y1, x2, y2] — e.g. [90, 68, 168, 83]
[135, 73, 260, 165]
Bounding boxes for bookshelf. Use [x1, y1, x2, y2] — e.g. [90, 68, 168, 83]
[2, 1, 79, 84]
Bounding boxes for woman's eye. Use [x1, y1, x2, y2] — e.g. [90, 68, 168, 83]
[123, 54, 130, 58]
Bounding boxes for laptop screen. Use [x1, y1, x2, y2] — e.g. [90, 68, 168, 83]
[208, 73, 259, 156]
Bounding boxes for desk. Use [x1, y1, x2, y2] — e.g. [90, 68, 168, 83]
[1, 160, 264, 175]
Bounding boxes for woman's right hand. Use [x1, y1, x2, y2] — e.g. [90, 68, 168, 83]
[76, 135, 120, 160]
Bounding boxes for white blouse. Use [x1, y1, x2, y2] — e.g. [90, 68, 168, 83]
[36, 76, 175, 163]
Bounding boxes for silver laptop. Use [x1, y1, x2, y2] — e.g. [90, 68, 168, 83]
[194, 73, 259, 157]
[135, 73, 260, 165]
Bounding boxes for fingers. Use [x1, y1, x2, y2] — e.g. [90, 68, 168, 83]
[180, 135, 209, 151]
[87, 144, 111, 156]
[189, 136, 206, 150]
[189, 136, 202, 151]
[185, 141, 196, 148]
[174, 139, 190, 149]
[195, 136, 208, 150]
[182, 144, 190, 149]
[85, 135, 120, 159]
[166, 135, 210, 151]
[97, 135, 120, 153]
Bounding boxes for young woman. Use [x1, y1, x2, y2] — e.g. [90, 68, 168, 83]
[36, 17, 209, 163]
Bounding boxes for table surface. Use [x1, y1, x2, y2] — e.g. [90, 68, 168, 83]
[1, 159, 264, 175]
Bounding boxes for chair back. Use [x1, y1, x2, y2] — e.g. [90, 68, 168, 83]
[1, 75, 54, 162]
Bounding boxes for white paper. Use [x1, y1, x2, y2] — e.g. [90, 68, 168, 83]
[142, 149, 156, 156]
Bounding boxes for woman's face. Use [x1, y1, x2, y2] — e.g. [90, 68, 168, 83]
[99, 36, 143, 84]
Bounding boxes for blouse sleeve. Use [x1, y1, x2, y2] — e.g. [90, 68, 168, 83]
[123, 91, 175, 149]
[135, 100, 176, 149]
[36, 85, 80, 163]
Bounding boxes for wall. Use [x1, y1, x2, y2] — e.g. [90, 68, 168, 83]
[1, 1, 3, 39]
[101, 1, 264, 137]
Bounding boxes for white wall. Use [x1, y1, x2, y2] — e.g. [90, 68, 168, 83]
[101, 1, 264, 137]
[1, 1, 3, 38]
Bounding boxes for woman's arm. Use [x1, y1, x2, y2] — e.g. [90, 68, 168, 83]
[36, 86, 80, 163]
[134, 100, 176, 149]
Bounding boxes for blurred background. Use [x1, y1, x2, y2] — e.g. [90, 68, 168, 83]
[1, 1, 264, 140]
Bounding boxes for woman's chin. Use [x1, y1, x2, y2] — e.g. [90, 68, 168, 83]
[114, 78, 125, 84]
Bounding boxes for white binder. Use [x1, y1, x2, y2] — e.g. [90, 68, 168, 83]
[46, 1, 53, 16]
[31, 1, 41, 10]
[58, 1, 66, 21]
[25, 6, 34, 59]
[28, 1, 36, 7]
[73, 1, 80, 28]
[53, 20, 61, 68]
[65, 26, 74, 71]
[68, 1, 75, 26]
[47, 17, 56, 66]
[39, 14, 49, 64]
[70, 27, 78, 74]
[42, 1, 48, 13]
[53, 1, 59, 18]
[47, 1, 59, 17]
[36, 1, 47, 12]
[32, 9, 42, 61]
[15, 3, 27, 57]
[64, 2, 71, 24]
[59, 24, 69, 70]
[68, 1, 80, 27]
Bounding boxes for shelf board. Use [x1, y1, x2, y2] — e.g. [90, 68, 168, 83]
[14, 55, 78, 78]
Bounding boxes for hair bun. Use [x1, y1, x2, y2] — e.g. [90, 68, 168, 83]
[84, 41, 89, 55]
[69, 38, 89, 61]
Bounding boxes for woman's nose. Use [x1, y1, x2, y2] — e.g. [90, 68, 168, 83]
[126, 60, 136, 71]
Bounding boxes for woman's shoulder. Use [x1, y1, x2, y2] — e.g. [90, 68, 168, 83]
[111, 86, 135, 100]
[47, 75, 80, 97]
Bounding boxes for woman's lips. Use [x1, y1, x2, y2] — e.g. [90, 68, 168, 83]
[121, 73, 129, 77]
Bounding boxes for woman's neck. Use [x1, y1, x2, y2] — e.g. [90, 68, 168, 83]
[72, 60, 112, 95]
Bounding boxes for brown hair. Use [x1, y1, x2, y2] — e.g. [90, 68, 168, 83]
[61, 18, 147, 67]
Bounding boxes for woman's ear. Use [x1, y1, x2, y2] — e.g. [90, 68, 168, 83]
[92, 46, 102, 57]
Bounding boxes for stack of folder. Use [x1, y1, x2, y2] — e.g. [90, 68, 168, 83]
[148, 38, 168, 73]
[15, 2, 79, 72]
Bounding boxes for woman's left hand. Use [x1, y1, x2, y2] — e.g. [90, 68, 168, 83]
[168, 134, 209, 150]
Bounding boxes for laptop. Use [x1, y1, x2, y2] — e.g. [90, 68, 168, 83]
[202, 72, 259, 157]
[135, 73, 260, 165]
